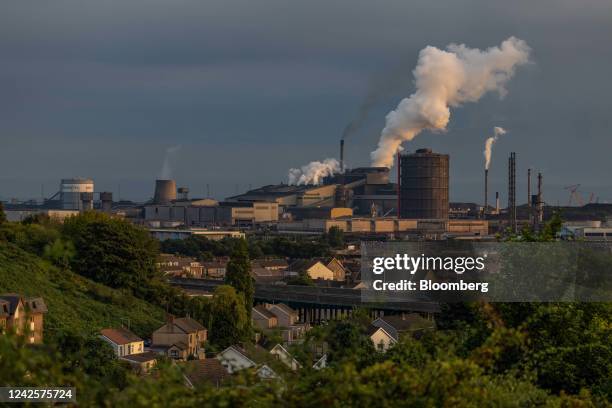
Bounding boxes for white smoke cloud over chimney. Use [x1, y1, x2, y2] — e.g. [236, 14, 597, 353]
[370, 37, 530, 168]
[484, 126, 507, 170]
[288, 158, 340, 185]
[160, 145, 182, 179]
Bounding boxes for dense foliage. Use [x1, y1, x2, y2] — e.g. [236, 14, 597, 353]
[160, 234, 332, 261]
[224, 239, 254, 319]
[0, 213, 610, 406]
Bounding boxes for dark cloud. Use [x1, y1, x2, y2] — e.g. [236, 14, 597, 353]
[1, 0, 611, 202]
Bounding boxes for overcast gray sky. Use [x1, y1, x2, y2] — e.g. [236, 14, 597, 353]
[1, 0, 611, 204]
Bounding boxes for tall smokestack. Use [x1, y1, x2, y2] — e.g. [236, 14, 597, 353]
[396, 151, 401, 218]
[340, 139, 345, 173]
[527, 168, 532, 224]
[495, 192, 500, 214]
[537, 172, 543, 225]
[527, 168, 531, 207]
[508, 152, 517, 233]
[484, 168, 489, 216]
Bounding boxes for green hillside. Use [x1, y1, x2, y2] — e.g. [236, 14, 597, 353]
[0, 242, 165, 338]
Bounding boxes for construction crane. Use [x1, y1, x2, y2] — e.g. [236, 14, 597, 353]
[564, 184, 598, 206]
[564, 184, 583, 206]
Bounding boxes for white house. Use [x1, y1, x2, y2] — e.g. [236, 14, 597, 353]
[368, 325, 397, 352]
[100, 327, 144, 357]
[313, 354, 327, 370]
[270, 344, 302, 371]
[217, 345, 278, 379]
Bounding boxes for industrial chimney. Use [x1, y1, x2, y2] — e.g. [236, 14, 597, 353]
[340, 139, 345, 173]
[508, 152, 517, 233]
[153, 179, 177, 204]
[484, 168, 489, 217]
[495, 192, 500, 214]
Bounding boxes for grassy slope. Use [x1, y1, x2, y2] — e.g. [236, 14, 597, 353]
[0, 242, 165, 338]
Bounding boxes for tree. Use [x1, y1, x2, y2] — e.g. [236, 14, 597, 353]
[0, 201, 6, 224]
[326, 226, 344, 248]
[225, 239, 254, 319]
[209, 285, 250, 348]
[326, 319, 376, 367]
[63, 212, 159, 289]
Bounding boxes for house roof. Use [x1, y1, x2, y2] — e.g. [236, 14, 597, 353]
[376, 314, 435, 332]
[100, 327, 143, 345]
[167, 317, 207, 334]
[366, 325, 396, 341]
[268, 303, 297, 317]
[226, 344, 269, 365]
[169, 341, 189, 351]
[120, 351, 158, 363]
[325, 258, 346, 275]
[252, 259, 288, 269]
[287, 259, 321, 272]
[201, 261, 227, 269]
[0, 294, 23, 315]
[183, 359, 230, 387]
[25, 297, 48, 314]
[253, 305, 277, 320]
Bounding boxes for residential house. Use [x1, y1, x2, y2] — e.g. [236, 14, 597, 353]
[269, 344, 301, 371]
[371, 314, 435, 341]
[120, 351, 158, 374]
[250, 259, 287, 284]
[157, 254, 203, 278]
[324, 257, 347, 281]
[312, 354, 327, 370]
[252, 305, 278, 330]
[100, 327, 144, 357]
[367, 325, 397, 352]
[286, 259, 335, 281]
[265, 303, 298, 327]
[217, 345, 278, 379]
[253, 259, 288, 272]
[201, 260, 228, 279]
[264, 303, 309, 343]
[183, 359, 230, 388]
[151, 315, 207, 360]
[0, 294, 47, 344]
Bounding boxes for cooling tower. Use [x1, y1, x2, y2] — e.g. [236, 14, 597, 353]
[154, 179, 177, 204]
[398, 148, 449, 219]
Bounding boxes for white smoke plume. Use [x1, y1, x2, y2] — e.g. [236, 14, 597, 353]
[288, 158, 340, 185]
[370, 37, 530, 168]
[484, 126, 507, 170]
[160, 145, 182, 179]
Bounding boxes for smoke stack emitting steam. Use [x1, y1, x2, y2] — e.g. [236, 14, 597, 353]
[370, 37, 530, 168]
[288, 158, 340, 185]
[160, 145, 182, 179]
[484, 127, 507, 170]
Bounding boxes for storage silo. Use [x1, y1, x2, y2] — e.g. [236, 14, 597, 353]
[60, 178, 94, 210]
[100, 192, 113, 213]
[398, 149, 449, 219]
[153, 179, 177, 204]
